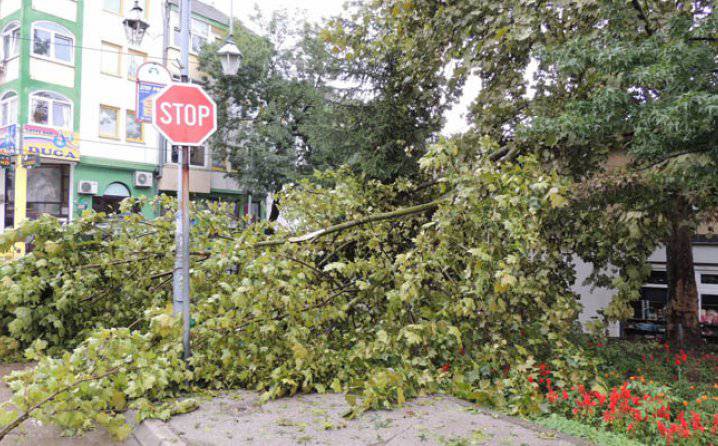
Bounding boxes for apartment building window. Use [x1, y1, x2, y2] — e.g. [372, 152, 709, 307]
[30, 91, 73, 129]
[101, 41, 122, 76]
[171, 145, 206, 167]
[191, 19, 209, 53]
[174, 18, 210, 54]
[127, 49, 146, 79]
[2, 22, 20, 61]
[104, 0, 122, 14]
[99, 105, 120, 139]
[32, 22, 74, 64]
[0, 92, 18, 127]
[126, 111, 143, 143]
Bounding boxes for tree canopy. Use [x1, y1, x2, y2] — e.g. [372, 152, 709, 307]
[202, 10, 445, 193]
[338, 0, 718, 341]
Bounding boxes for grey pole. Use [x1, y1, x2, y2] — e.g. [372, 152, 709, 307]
[173, 0, 192, 363]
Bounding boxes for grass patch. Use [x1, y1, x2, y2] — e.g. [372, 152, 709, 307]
[536, 414, 645, 446]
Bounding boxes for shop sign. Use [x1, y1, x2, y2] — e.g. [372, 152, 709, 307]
[136, 62, 172, 123]
[21, 154, 41, 169]
[22, 124, 80, 162]
[0, 124, 18, 167]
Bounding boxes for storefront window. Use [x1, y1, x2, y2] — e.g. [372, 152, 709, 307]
[3, 168, 14, 228]
[26, 164, 70, 222]
[92, 182, 135, 214]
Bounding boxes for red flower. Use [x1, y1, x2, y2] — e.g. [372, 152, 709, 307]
[528, 376, 534, 383]
[657, 420, 668, 436]
[441, 363, 450, 372]
[627, 423, 634, 432]
[690, 411, 704, 432]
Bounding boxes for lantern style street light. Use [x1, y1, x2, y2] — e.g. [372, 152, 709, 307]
[123, 0, 150, 46]
[218, 0, 242, 76]
[218, 39, 242, 76]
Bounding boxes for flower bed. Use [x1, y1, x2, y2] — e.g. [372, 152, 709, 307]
[531, 341, 718, 445]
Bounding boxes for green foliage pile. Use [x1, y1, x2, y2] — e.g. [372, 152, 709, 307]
[1, 138, 596, 439]
[0, 199, 174, 352]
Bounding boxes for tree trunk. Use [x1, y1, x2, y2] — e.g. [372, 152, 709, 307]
[664, 198, 702, 347]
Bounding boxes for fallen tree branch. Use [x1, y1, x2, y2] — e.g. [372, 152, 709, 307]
[0, 366, 129, 441]
[254, 199, 443, 248]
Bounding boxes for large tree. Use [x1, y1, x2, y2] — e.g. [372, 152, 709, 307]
[338, 0, 718, 344]
[201, 10, 447, 193]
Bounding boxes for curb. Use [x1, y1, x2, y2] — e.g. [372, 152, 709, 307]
[132, 419, 186, 446]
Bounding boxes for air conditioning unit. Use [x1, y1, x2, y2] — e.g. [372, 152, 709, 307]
[134, 171, 153, 188]
[78, 180, 98, 195]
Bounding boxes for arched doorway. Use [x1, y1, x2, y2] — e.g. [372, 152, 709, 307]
[92, 182, 131, 214]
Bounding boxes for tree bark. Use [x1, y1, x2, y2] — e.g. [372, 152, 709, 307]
[665, 197, 702, 347]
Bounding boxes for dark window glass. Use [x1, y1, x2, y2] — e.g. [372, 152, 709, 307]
[701, 295, 718, 325]
[32, 28, 51, 56]
[647, 270, 668, 284]
[4, 168, 14, 228]
[171, 146, 205, 167]
[701, 274, 718, 284]
[632, 287, 668, 320]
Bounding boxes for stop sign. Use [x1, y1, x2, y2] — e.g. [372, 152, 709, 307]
[152, 83, 217, 146]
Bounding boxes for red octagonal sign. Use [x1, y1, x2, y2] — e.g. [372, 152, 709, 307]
[152, 83, 217, 146]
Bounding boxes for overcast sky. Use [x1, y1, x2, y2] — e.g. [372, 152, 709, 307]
[204, 0, 475, 135]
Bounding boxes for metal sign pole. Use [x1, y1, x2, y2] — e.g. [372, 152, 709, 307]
[172, 0, 193, 363]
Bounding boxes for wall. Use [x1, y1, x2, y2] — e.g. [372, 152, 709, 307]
[78, 0, 165, 166]
[74, 156, 158, 218]
[157, 163, 211, 193]
[31, 0, 77, 22]
[29, 57, 75, 87]
[0, 0, 21, 18]
[573, 258, 621, 337]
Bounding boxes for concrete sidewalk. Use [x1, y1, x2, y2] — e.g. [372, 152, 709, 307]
[2, 363, 591, 446]
[162, 391, 591, 446]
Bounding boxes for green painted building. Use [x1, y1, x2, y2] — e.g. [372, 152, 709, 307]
[0, 0, 261, 237]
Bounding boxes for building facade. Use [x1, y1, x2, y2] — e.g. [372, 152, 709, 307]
[574, 237, 718, 340]
[0, 0, 261, 252]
